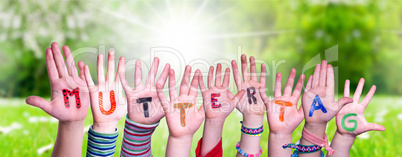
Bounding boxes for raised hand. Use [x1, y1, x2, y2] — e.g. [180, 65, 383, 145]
[26, 42, 89, 122]
[25, 42, 89, 157]
[199, 64, 245, 120]
[260, 69, 305, 134]
[156, 66, 205, 157]
[119, 57, 170, 125]
[84, 51, 126, 133]
[157, 66, 205, 137]
[302, 60, 352, 125]
[336, 78, 385, 136]
[231, 54, 266, 117]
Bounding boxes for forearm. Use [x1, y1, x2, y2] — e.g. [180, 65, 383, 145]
[166, 135, 193, 157]
[299, 123, 327, 157]
[237, 115, 264, 157]
[268, 133, 293, 157]
[86, 126, 119, 157]
[52, 120, 85, 157]
[327, 132, 355, 157]
[200, 118, 225, 156]
[120, 116, 159, 157]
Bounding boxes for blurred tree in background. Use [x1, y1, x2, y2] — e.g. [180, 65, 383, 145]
[0, 0, 401, 97]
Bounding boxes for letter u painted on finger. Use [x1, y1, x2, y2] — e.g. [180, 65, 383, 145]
[98, 90, 117, 115]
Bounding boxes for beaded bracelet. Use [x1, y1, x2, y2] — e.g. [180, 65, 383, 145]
[236, 141, 262, 157]
[240, 121, 263, 136]
[283, 143, 322, 153]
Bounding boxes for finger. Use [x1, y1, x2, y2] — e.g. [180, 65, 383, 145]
[222, 68, 230, 87]
[305, 75, 313, 91]
[233, 89, 246, 103]
[292, 74, 305, 98]
[189, 70, 200, 97]
[231, 60, 242, 90]
[298, 105, 304, 117]
[97, 54, 105, 84]
[366, 123, 385, 132]
[26, 96, 51, 113]
[260, 63, 266, 85]
[51, 42, 68, 77]
[115, 57, 125, 82]
[215, 64, 222, 87]
[198, 72, 207, 93]
[62, 45, 79, 77]
[207, 66, 214, 88]
[283, 69, 296, 96]
[274, 72, 282, 97]
[145, 57, 159, 86]
[156, 83, 169, 111]
[78, 61, 85, 80]
[45, 48, 59, 82]
[335, 97, 353, 110]
[119, 72, 132, 93]
[179, 65, 191, 95]
[327, 64, 335, 95]
[84, 65, 95, 87]
[344, 79, 350, 97]
[312, 64, 320, 88]
[258, 87, 269, 105]
[241, 54, 249, 81]
[249, 56, 257, 81]
[361, 85, 376, 108]
[353, 78, 365, 103]
[156, 63, 170, 87]
[198, 98, 205, 115]
[168, 69, 178, 100]
[106, 51, 115, 84]
[319, 60, 327, 86]
[134, 60, 142, 88]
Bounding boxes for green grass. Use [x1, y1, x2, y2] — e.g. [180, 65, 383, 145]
[0, 95, 401, 156]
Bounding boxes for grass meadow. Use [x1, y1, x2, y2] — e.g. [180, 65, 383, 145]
[0, 95, 401, 156]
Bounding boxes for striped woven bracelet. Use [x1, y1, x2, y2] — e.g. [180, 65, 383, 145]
[240, 121, 263, 136]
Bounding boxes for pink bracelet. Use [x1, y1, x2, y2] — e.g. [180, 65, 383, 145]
[302, 128, 334, 155]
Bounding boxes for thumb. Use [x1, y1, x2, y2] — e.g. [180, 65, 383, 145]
[156, 83, 169, 112]
[335, 97, 353, 109]
[232, 89, 245, 102]
[26, 96, 52, 113]
[366, 123, 385, 132]
[258, 87, 269, 104]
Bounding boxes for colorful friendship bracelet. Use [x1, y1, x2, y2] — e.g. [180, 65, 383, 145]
[86, 126, 119, 157]
[236, 141, 262, 157]
[283, 143, 322, 153]
[240, 121, 263, 136]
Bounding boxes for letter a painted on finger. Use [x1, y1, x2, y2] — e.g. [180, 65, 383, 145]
[247, 87, 257, 104]
[308, 95, 327, 117]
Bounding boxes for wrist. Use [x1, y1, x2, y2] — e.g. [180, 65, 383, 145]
[335, 130, 357, 140]
[205, 118, 225, 126]
[168, 134, 193, 142]
[59, 120, 85, 130]
[92, 122, 118, 133]
[242, 115, 264, 128]
[303, 122, 327, 138]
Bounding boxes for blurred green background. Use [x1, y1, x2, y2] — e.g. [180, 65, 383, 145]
[0, 0, 401, 156]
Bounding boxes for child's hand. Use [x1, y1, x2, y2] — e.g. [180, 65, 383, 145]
[302, 61, 352, 126]
[336, 78, 385, 136]
[26, 42, 89, 122]
[231, 55, 266, 122]
[198, 64, 245, 120]
[119, 57, 170, 125]
[84, 51, 126, 133]
[259, 69, 305, 134]
[156, 66, 205, 138]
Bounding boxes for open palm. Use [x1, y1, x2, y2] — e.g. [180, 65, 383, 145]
[302, 61, 352, 124]
[260, 69, 304, 134]
[120, 57, 170, 125]
[336, 78, 385, 136]
[231, 54, 266, 116]
[84, 51, 126, 130]
[156, 66, 205, 138]
[26, 42, 89, 122]
[198, 64, 245, 119]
